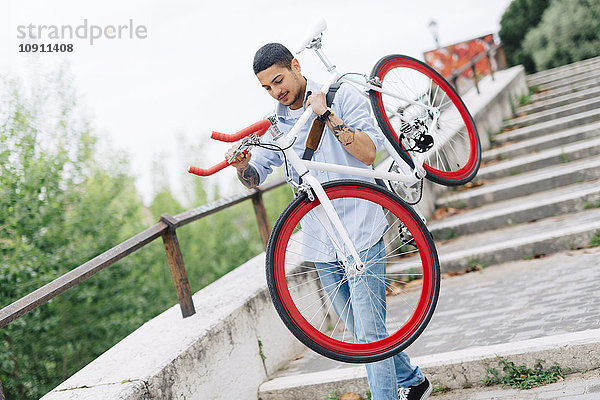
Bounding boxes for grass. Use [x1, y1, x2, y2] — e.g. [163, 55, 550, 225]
[468, 258, 486, 270]
[483, 357, 564, 390]
[323, 390, 339, 400]
[258, 339, 266, 362]
[529, 85, 541, 95]
[322, 391, 371, 400]
[583, 200, 600, 209]
[432, 382, 451, 395]
[435, 228, 457, 241]
[590, 234, 600, 247]
[518, 93, 532, 106]
[523, 252, 546, 261]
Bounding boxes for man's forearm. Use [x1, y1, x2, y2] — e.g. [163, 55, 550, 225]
[325, 114, 376, 165]
[237, 164, 260, 188]
[329, 120, 357, 147]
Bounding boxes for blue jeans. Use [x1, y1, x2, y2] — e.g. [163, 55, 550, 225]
[315, 239, 423, 400]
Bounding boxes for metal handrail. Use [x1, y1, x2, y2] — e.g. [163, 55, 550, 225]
[446, 42, 503, 94]
[0, 176, 287, 328]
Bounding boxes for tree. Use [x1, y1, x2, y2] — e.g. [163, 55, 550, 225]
[499, 0, 550, 72]
[522, 0, 600, 71]
[0, 66, 294, 400]
[0, 70, 172, 399]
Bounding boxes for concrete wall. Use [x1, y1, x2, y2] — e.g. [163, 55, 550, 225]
[41, 252, 307, 400]
[41, 65, 528, 400]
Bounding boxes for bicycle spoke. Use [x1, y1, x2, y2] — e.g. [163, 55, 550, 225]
[268, 180, 439, 363]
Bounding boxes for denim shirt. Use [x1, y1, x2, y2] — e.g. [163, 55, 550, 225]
[249, 77, 388, 262]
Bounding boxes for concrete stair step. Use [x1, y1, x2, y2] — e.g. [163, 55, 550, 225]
[529, 76, 600, 104]
[526, 56, 600, 86]
[483, 121, 600, 163]
[437, 157, 600, 209]
[503, 96, 600, 130]
[493, 108, 600, 145]
[516, 85, 600, 116]
[259, 250, 600, 399]
[429, 179, 600, 240]
[533, 69, 600, 93]
[434, 208, 600, 273]
[478, 136, 600, 181]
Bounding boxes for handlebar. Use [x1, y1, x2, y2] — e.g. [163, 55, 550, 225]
[210, 118, 271, 142]
[188, 119, 271, 177]
[188, 160, 231, 177]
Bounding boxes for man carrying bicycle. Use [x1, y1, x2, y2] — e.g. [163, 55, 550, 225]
[227, 43, 432, 400]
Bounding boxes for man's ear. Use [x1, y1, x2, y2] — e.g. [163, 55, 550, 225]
[291, 58, 301, 74]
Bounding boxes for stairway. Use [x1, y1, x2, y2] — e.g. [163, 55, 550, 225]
[431, 55, 600, 273]
[258, 57, 600, 399]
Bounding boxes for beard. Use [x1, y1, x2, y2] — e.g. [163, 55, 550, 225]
[280, 75, 306, 109]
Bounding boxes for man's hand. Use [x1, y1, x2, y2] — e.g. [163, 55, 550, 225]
[306, 91, 327, 116]
[225, 143, 252, 170]
[226, 143, 260, 188]
[307, 92, 377, 166]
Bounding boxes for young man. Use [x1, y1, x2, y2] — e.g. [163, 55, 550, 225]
[227, 43, 432, 400]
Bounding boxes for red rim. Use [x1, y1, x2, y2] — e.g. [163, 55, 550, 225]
[374, 57, 479, 182]
[272, 185, 436, 357]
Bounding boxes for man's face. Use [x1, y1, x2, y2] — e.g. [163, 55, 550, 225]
[256, 59, 306, 110]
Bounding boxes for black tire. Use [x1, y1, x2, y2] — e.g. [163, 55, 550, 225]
[369, 54, 481, 186]
[265, 180, 440, 363]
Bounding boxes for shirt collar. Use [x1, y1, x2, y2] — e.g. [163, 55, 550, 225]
[275, 77, 322, 121]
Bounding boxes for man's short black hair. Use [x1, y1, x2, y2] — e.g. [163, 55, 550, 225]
[253, 43, 294, 75]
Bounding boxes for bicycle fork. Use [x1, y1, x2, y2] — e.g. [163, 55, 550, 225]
[279, 132, 365, 275]
[301, 175, 365, 276]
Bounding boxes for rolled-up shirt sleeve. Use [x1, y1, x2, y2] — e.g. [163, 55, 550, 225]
[335, 84, 385, 152]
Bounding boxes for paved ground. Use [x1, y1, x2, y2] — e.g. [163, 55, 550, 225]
[409, 247, 600, 357]
[273, 247, 600, 378]
[432, 369, 600, 399]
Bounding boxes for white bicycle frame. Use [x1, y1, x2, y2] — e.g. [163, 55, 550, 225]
[261, 20, 432, 272]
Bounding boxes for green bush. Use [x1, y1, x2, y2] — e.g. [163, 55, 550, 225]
[523, 0, 600, 71]
[499, 0, 551, 72]
[0, 68, 292, 399]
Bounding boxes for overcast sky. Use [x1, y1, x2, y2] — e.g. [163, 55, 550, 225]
[1, 0, 513, 204]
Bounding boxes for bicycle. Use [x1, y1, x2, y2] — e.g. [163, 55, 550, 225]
[188, 19, 480, 363]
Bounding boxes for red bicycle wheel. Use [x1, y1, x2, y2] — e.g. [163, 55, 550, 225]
[265, 180, 439, 363]
[369, 55, 481, 186]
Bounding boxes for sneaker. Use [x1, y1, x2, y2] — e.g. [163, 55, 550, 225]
[398, 377, 432, 400]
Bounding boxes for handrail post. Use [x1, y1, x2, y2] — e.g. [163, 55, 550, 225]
[160, 214, 196, 318]
[471, 63, 480, 94]
[251, 190, 271, 249]
[487, 50, 495, 81]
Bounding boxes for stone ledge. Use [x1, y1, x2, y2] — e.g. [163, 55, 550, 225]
[258, 330, 600, 399]
[41, 252, 306, 400]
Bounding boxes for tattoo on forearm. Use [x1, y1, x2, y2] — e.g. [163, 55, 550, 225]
[238, 165, 260, 188]
[331, 123, 356, 146]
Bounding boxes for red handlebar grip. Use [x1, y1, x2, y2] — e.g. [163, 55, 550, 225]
[188, 159, 230, 177]
[211, 119, 271, 142]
